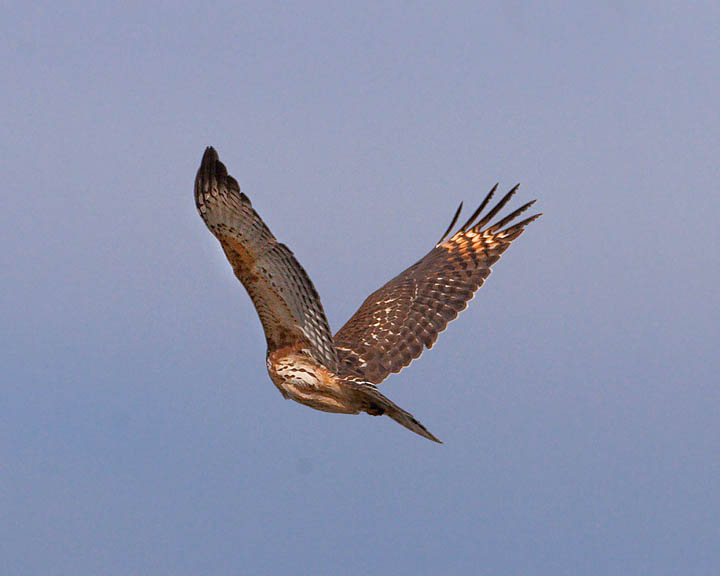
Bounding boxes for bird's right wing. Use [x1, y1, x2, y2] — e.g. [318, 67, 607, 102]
[195, 147, 337, 369]
[334, 185, 540, 384]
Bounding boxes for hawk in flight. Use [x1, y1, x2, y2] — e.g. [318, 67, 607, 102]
[195, 147, 540, 442]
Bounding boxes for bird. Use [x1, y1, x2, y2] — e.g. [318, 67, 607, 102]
[194, 147, 540, 442]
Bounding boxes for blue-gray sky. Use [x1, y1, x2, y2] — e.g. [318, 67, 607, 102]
[2, 2, 719, 574]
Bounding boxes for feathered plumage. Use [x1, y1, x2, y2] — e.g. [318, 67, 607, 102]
[195, 147, 540, 442]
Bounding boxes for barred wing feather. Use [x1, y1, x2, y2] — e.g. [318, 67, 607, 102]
[334, 185, 540, 384]
[195, 147, 337, 369]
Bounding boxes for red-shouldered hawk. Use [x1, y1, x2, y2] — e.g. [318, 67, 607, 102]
[195, 147, 540, 442]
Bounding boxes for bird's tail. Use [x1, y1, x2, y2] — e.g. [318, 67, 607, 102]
[359, 386, 442, 443]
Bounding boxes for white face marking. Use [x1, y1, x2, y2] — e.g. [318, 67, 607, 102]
[272, 357, 323, 389]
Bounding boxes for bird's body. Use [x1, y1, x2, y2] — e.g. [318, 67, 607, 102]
[266, 345, 355, 414]
[195, 147, 540, 442]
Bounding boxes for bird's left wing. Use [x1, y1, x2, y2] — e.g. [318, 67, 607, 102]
[195, 147, 337, 369]
[334, 185, 540, 384]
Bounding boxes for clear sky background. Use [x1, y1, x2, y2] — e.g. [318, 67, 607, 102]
[2, 2, 719, 574]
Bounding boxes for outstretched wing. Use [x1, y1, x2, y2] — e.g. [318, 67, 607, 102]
[195, 147, 337, 369]
[334, 185, 540, 384]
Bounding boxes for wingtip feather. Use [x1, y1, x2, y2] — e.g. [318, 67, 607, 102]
[460, 183, 498, 232]
[201, 146, 219, 166]
[436, 201, 464, 246]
